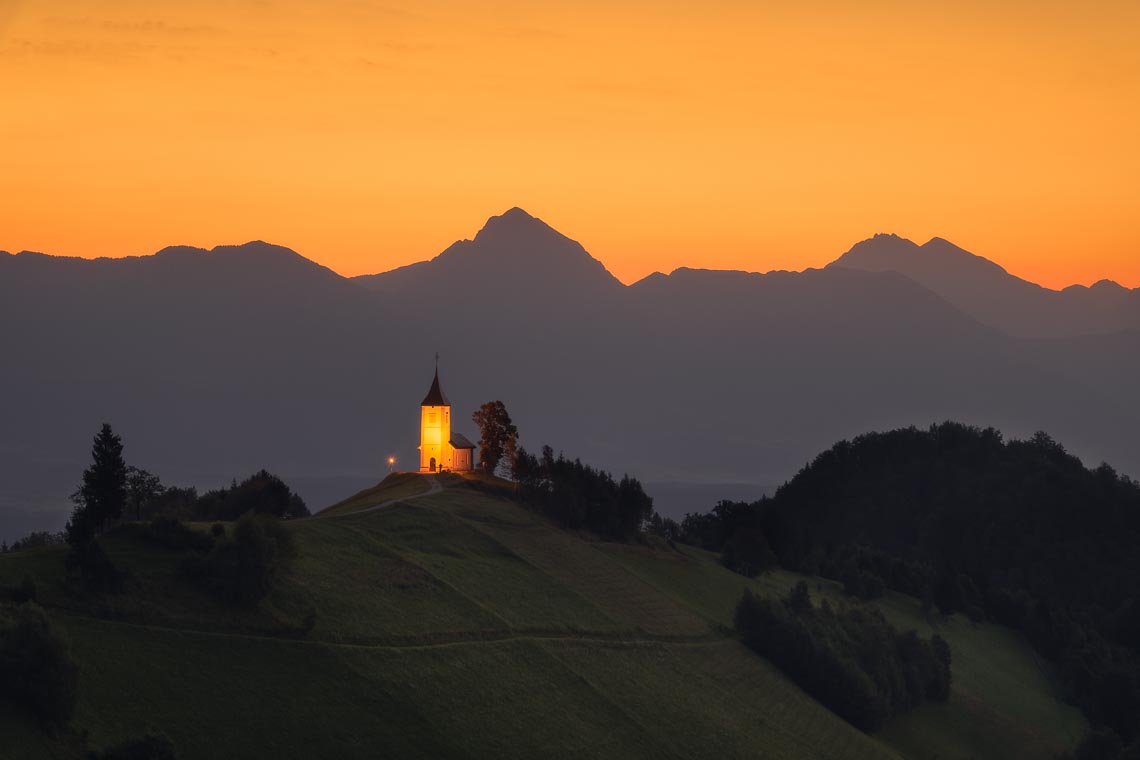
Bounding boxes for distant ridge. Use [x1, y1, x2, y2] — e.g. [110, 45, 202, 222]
[830, 233, 1139, 337]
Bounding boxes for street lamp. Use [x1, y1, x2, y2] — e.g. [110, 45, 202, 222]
[388, 456, 396, 473]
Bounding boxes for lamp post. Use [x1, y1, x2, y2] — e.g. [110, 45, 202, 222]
[388, 456, 396, 473]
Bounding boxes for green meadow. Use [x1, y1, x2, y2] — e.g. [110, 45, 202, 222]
[0, 474, 1083, 759]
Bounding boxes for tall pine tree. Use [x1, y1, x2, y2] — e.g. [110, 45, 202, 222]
[66, 423, 128, 546]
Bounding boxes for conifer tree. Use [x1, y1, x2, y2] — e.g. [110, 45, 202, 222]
[67, 424, 128, 545]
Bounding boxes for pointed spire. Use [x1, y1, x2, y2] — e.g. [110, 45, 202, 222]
[421, 359, 450, 406]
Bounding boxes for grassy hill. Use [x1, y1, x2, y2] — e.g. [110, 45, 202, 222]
[1, 474, 1084, 759]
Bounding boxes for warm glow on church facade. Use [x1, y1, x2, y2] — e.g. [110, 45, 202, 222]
[418, 365, 476, 473]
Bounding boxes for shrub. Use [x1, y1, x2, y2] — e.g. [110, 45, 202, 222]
[722, 527, 778, 578]
[0, 602, 79, 728]
[112, 518, 215, 554]
[146, 517, 213, 553]
[4, 574, 37, 604]
[843, 567, 886, 600]
[65, 539, 123, 593]
[182, 514, 296, 607]
[94, 733, 177, 760]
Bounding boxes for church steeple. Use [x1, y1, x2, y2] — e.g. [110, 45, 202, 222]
[421, 366, 450, 407]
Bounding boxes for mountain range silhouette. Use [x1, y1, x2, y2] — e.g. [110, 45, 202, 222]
[2, 208, 1138, 540]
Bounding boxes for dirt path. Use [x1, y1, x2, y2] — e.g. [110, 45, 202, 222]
[325, 474, 442, 519]
[56, 609, 720, 652]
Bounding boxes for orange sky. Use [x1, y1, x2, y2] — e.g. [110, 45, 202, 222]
[1, 0, 1138, 288]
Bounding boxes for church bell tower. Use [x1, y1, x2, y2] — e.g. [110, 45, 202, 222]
[419, 359, 452, 473]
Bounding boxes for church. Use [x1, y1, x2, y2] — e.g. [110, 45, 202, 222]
[418, 364, 477, 472]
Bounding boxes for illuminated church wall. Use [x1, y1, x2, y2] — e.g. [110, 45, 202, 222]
[419, 404, 451, 472]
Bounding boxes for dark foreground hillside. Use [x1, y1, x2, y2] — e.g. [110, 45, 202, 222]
[2, 474, 1083, 759]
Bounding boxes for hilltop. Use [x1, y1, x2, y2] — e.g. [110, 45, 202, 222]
[1, 473, 1083, 759]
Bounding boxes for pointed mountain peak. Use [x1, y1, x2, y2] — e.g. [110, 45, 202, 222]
[828, 233, 920, 269]
[500, 206, 535, 220]
[356, 207, 623, 297]
[472, 207, 567, 247]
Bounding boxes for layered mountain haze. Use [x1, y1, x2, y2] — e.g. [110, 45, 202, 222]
[2, 209, 1138, 542]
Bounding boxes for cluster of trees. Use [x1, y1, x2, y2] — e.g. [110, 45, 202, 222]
[687, 422, 1140, 750]
[735, 582, 951, 731]
[56, 424, 304, 607]
[194, 471, 309, 521]
[672, 499, 778, 577]
[123, 470, 308, 523]
[511, 445, 654, 541]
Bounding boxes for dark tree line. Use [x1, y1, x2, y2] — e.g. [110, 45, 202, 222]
[735, 582, 950, 731]
[123, 470, 308, 523]
[194, 470, 309, 521]
[511, 445, 654, 541]
[683, 422, 1140, 750]
[67, 424, 307, 530]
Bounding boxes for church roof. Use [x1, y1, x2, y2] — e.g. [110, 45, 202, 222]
[421, 368, 450, 406]
[450, 432, 476, 449]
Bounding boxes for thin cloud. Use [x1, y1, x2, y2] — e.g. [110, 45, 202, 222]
[44, 16, 224, 36]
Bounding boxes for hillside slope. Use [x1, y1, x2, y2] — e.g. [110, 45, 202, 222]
[1, 475, 1083, 759]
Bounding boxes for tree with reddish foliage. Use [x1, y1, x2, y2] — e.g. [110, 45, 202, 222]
[472, 401, 518, 476]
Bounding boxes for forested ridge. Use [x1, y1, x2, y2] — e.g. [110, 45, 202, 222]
[680, 422, 1140, 752]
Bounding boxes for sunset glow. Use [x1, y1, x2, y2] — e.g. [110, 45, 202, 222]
[2, 0, 1138, 288]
